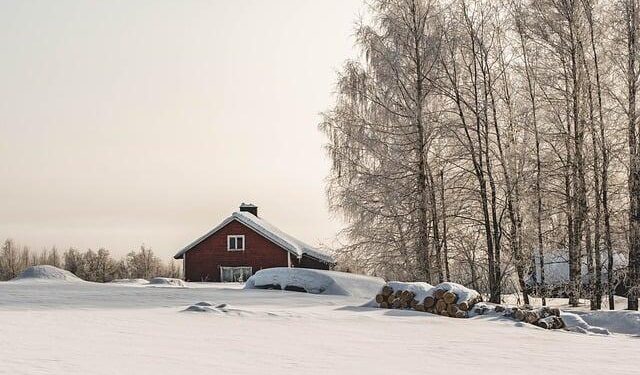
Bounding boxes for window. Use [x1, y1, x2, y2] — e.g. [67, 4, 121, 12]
[220, 267, 252, 282]
[227, 235, 245, 251]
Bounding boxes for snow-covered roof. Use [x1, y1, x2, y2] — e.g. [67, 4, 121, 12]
[174, 211, 335, 264]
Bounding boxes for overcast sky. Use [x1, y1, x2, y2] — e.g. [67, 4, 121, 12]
[0, 0, 363, 258]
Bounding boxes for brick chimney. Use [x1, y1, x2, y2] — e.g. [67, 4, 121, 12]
[239, 203, 258, 216]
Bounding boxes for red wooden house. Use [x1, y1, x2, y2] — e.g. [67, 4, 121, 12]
[174, 203, 335, 282]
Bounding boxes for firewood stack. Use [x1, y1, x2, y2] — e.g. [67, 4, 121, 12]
[374, 282, 566, 329]
[494, 305, 565, 330]
[376, 285, 418, 309]
[375, 282, 483, 319]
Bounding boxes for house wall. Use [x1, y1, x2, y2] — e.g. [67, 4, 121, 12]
[184, 220, 289, 282]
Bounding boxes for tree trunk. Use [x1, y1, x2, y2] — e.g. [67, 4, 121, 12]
[627, 0, 640, 311]
[440, 169, 450, 281]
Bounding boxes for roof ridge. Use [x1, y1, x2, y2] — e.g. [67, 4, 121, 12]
[174, 211, 334, 264]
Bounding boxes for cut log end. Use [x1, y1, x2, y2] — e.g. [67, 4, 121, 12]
[443, 291, 458, 304]
[423, 296, 436, 308]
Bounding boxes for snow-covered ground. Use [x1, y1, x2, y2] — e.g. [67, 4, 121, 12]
[0, 272, 638, 375]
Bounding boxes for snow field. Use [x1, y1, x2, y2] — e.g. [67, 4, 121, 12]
[0, 267, 638, 374]
[0, 291, 638, 375]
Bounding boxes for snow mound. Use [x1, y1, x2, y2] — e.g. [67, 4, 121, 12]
[181, 302, 265, 317]
[183, 302, 230, 313]
[148, 277, 186, 287]
[12, 265, 83, 282]
[572, 310, 640, 336]
[469, 302, 495, 316]
[244, 268, 385, 297]
[561, 312, 611, 335]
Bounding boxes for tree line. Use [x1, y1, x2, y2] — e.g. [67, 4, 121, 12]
[322, 0, 640, 310]
[0, 239, 181, 282]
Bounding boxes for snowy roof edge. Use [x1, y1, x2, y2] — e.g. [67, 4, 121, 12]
[173, 212, 335, 264]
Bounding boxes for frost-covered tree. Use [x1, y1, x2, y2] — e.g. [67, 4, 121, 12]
[321, 0, 447, 282]
[323, 0, 636, 308]
[0, 239, 20, 280]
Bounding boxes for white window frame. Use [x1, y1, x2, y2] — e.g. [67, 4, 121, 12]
[227, 235, 245, 251]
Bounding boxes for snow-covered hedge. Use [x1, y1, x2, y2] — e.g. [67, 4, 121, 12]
[244, 268, 385, 298]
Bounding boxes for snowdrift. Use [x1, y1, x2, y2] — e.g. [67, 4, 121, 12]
[572, 310, 640, 336]
[148, 277, 186, 287]
[183, 301, 230, 313]
[560, 312, 611, 335]
[244, 268, 385, 298]
[484, 304, 632, 334]
[11, 265, 83, 282]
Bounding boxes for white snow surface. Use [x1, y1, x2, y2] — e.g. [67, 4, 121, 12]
[1, 279, 639, 374]
[244, 267, 385, 297]
[10, 265, 83, 282]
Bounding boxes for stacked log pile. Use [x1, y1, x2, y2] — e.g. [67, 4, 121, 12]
[380, 287, 415, 309]
[494, 305, 565, 330]
[375, 282, 482, 319]
[373, 281, 566, 329]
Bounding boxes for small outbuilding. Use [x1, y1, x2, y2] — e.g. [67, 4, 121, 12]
[174, 203, 335, 282]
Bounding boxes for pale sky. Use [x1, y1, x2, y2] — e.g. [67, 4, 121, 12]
[0, 0, 363, 258]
